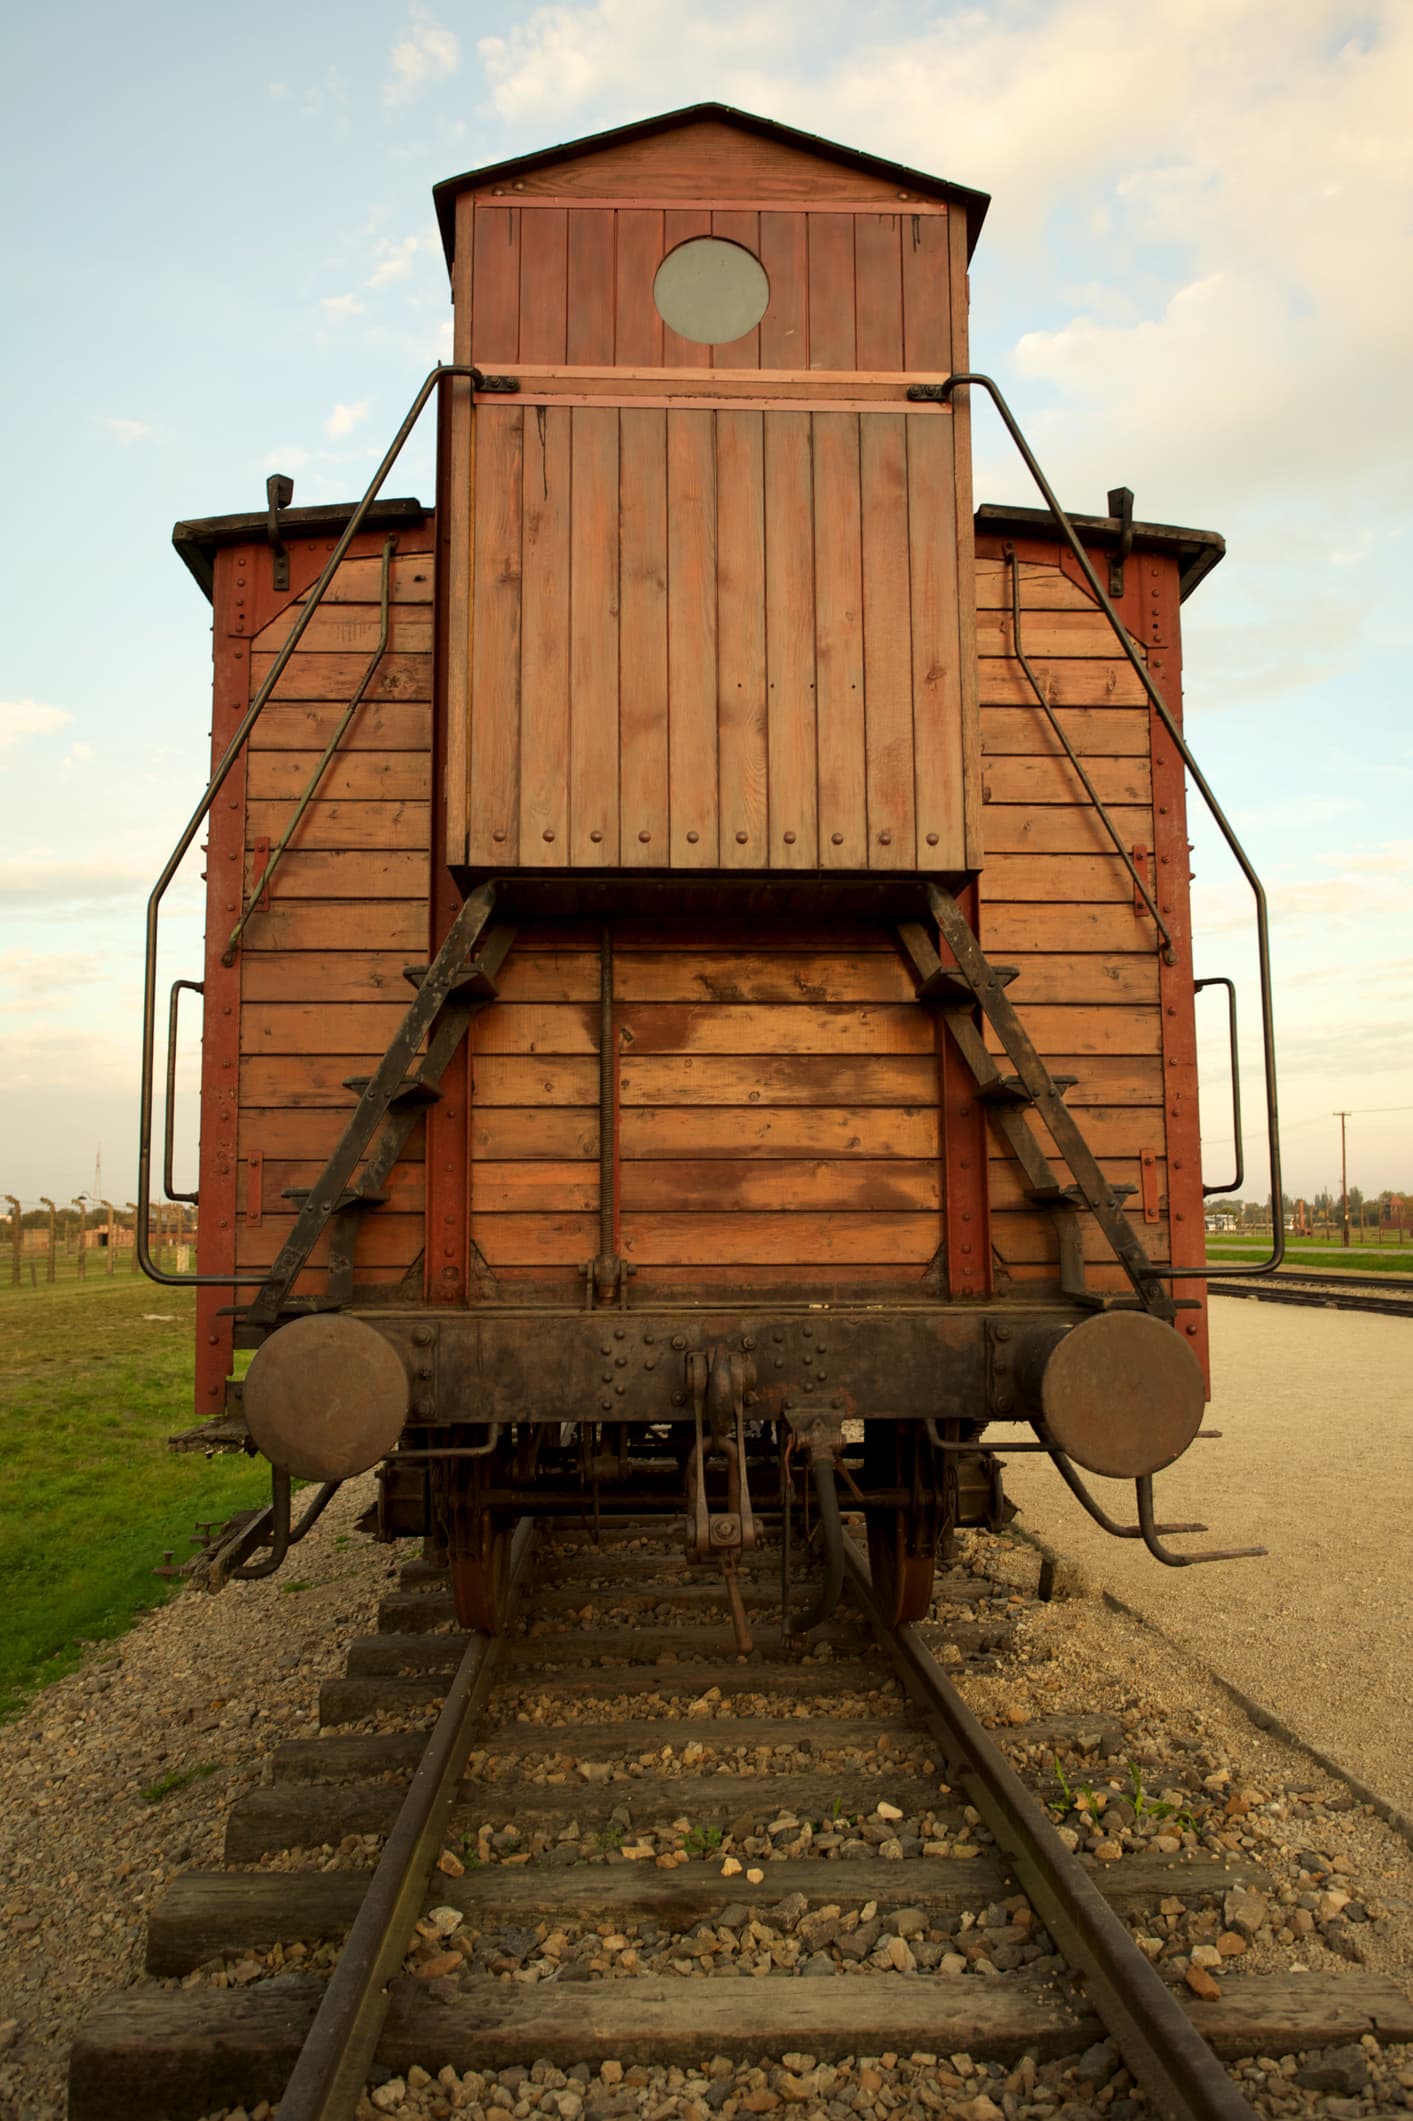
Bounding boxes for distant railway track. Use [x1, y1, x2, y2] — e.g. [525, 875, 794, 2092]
[1209, 1270, 1413, 1318]
[68, 1522, 1412, 2121]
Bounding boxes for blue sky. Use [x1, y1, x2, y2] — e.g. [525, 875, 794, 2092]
[3, 0, 1410, 1211]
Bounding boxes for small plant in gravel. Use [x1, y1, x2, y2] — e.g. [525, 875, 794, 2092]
[683, 1823, 723, 1858]
[1048, 1755, 1100, 1819]
[138, 1761, 219, 1803]
[595, 1824, 625, 1853]
[1128, 1761, 1196, 1833]
[278, 1579, 312, 1595]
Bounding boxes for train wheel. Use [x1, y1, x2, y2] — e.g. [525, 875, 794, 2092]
[449, 1522, 511, 1634]
[866, 1508, 935, 1626]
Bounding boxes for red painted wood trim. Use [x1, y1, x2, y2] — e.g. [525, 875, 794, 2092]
[938, 880, 995, 1299]
[430, 399, 474, 1306]
[194, 544, 249, 1420]
[1140, 553, 1209, 1387]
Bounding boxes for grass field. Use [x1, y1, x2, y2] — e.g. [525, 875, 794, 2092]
[1206, 1238, 1413, 1273]
[0, 1275, 266, 1722]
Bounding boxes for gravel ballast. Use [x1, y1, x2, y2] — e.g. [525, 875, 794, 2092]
[999, 1303, 1413, 1816]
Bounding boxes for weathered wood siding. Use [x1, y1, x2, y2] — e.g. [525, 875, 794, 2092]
[229, 531, 435, 1299]
[445, 118, 980, 874]
[209, 520, 1201, 1354]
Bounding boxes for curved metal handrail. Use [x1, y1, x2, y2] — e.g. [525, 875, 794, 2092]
[137, 363, 479, 1286]
[924, 373, 1283, 1276]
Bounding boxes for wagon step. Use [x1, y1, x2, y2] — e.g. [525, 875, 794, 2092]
[401, 959, 501, 1004]
[339, 1073, 441, 1109]
[279, 1185, 389, 1211]
[978, 1073, 1077, 1106]
[1026, 1181, 1136, 1206]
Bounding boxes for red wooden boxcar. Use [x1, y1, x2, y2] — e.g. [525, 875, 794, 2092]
[157, 106, 1261, 1633]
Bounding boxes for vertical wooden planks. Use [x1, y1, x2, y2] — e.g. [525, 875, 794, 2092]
[860, 414, 915, 865]
[443, 203, 475, 863]
[569, 409, 621, 864]
[812, 413, 867, 867]
[518, 406, 571, 862]
[853, 213, 904, 371]
[808, 216, 856, 369]
[667, 410, 719, 865]
[765, 413, 817, 867]
[907, 410, 964, 868]
[947, 204, 982, 870]
[616, 209, 665, 365]
[467, 410, 524, 864]
[518, 207, 568, 363]
[900, 210, 951, 374]
[566, 209, 615, 364]
[759, 212, 809, 369]
[662, 209, 712, 367]
[619, 410, 670, 865]
[716, 410, 768, 864]
[470, 205, 521, 362]
[711, 210, 761, 369]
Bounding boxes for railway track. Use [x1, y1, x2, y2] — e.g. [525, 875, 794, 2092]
[1209, 1271, 1413, 1318]
[69, 1523, 1412, 2121]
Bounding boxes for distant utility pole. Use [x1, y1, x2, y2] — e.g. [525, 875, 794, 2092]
[4, 1196, 19, 1286]
[1333, 1111, 1351, 1248]
[40, 1197, 56, 1282]
[73, 1197, 88, 1279]
[101, 1199, 117, 1276]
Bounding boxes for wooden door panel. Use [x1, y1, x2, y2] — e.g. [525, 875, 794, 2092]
[466, 400, 967, 871]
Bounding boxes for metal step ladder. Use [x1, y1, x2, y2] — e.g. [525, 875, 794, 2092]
[897, 884, 1170, 1317]
[242, 884, 515, 1328]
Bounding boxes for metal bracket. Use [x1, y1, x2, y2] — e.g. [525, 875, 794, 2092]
[265, 473, 294, 593]
[470, 368, 520, 394]
[1106, 485, 1134, 599]
[906, 383, 950, 402]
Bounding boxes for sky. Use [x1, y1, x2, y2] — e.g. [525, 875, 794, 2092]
[2, 0, 1410, 1215]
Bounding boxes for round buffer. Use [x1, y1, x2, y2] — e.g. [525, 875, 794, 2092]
[243, 1313, 410, 1483]
[1039, 1310, 1205, 1480]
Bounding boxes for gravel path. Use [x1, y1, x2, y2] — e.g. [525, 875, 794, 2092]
[0, 1475, 393, 2120]
[999, 1304, 1413, 1817]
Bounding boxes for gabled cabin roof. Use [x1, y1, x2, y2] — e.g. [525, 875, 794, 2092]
[433, 102, 991, 267]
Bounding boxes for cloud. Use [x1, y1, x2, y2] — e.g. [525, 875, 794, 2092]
[62, 742, 93, 772]
[0, 700, 72, 761]
[96, 416, 153, 444]
[268, 80, 291, 99]
[322, 293, 367, 318]
[386, 5, 460, 103]
[0, 854, 152, 908]
[367, 235, 420, 288]
[262, 447, 315, 473]
[325, 400, 371, 439]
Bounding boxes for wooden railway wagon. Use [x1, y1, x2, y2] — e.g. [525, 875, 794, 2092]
[155, 105, 1265, 1635]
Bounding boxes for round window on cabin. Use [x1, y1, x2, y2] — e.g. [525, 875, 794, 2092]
[652, 238, 770, 346]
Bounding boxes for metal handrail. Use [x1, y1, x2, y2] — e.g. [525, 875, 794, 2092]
[137, 363, 480, 1287]
[925, 373, 1283, 1276]
[1194, 976, 1245, 1196]
[163, 979, 203, 1203]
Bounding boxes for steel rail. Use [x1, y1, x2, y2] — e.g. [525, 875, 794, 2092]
[925, 373, 1283, 1278]
[276, 1517, 536, 2121]
[842, 1531, 1258, 2121]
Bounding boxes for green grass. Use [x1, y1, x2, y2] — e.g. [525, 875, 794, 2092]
[0, 1275, 267, 1722]
[139, 1761, 220, 1804]
[1206, 1238, 1413, 1273]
